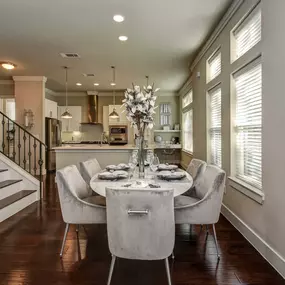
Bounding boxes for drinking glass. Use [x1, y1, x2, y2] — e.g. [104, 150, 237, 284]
[150, 154, 160, 179]
[128, 155, 137, 181]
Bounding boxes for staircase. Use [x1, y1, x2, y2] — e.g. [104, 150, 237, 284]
[0, 111, 46, 222]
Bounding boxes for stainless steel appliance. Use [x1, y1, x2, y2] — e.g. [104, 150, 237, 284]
[45, 118, 62, 171]
[109, 125, 128, 145]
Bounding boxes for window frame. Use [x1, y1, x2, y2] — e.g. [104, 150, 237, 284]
[207, 85, 222, 168]
[230, 57, 262, 193]
[182, 88, 193, 154]
[207, 48, 222, 83]
[231, 5, 261, 62]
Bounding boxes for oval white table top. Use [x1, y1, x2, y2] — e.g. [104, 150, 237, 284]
[90, 170, 193, 197]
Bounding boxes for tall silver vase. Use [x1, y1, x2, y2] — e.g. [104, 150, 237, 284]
[137, 136, 145, 178]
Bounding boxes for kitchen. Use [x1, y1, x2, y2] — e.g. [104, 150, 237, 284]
[45, 89, 182, 171]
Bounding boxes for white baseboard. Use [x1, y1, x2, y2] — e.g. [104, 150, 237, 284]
[221, 204, 285, 279]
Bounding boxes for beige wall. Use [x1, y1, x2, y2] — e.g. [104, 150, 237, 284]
[180, 0, 285, 276]
[14, 77, 46, 141]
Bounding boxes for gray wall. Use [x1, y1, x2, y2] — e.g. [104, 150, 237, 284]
[180, 0, 285, 276]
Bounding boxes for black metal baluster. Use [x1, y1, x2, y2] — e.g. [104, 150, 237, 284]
[23, 132, 27, 170]
[18, 126, 21, 165]
[38, 144, 43, 199]
[33, 138, 37, 176]
[28, 136, 31, 173]
[2, 115, 5, 153]
[13, 125, 16, 161]
[7, 119, 10, 158]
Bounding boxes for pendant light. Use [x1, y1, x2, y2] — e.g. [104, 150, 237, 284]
[61, 66, 72, 119]
[109, 66, 119, 119]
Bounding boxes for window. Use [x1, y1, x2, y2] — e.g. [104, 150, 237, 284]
[182, 109, 193, 152]
[159, 103, 171, 126]
[207, 51, 221, 82]
[182, 90, 193, 108]
[233, 60, 262, 189]
[233, 8, 261, 60]
[208, 87, 222, 167]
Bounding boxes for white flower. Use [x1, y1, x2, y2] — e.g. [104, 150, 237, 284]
[154, 88, 160, 92]
[134, 85, 140, 93]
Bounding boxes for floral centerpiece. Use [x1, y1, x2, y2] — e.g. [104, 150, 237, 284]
[122, 84, 159, 177]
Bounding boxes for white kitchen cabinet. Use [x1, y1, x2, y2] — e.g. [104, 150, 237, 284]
[45, 99, 58, 119]
[58, 106, 82, 132]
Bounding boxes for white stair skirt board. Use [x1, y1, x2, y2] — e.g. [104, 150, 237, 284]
[0, 153, 40, 190]
[0, 191, 38, 223]
[0, 170, 10, 181]
[221, 204, 285, 279]
[0, 180, 24, 200]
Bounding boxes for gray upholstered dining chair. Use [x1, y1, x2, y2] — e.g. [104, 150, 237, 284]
[174, 165, 226, 259]
[184, 158, 207, 197]
[56, 165, 106, 257]
[79, 158, 102, 185]
[105, 187, 175, 285]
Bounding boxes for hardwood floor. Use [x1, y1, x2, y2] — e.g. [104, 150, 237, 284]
[0, 173, 284, 285]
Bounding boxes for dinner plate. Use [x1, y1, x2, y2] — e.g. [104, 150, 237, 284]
[106, 163, 130, 171]
[157, 164, 178, 171]
[98, 170, 128, 180]
[157, 170, 186, 180]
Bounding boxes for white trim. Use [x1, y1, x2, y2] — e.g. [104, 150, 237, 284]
[228, 176, 264, 204]
[13, 76, 47, 83]
[190, 0, 245, 71]
[0, 80, 13, 85]
[45, 88, 57, 96]
[0, 153, 40, 187]
[221, 204, 285, 279]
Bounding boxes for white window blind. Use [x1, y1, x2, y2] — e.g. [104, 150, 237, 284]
[234, 61, 262, 189]
[234, 8, 261, 60]
[182, 109, 193, 152]
[160, 103, 171, 126]
[208, 51, 221, 82]
[182, 90, 193, 108]
[209, 87, 222, 167]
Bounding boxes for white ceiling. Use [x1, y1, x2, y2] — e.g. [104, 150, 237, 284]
[0, 0, 232, 92]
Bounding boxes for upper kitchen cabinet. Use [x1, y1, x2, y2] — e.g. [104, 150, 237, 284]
[58, 106, 82, 132]
[45, 99, 58, 119]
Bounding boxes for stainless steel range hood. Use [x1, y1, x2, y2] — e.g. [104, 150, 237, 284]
[81, 91, 102, 125]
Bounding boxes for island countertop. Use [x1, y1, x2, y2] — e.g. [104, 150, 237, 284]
[54, 143, 181, 169]
[53, 144, 182, 151]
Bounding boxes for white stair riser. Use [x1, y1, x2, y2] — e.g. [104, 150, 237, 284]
[0, 171, 10, 181]
[0, 192, 38, 223]
[0, 181, 24, 200]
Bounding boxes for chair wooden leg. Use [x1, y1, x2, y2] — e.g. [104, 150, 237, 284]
[107, 255, 116, 285]
[165, 258, 172, 285]
[60, 223, 70, 258]
[212, 224, 220, 259]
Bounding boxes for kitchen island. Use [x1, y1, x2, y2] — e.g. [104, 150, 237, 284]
[53, 144, 181, 170]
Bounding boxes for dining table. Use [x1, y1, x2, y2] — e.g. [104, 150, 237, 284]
[90, 167, 193, 197]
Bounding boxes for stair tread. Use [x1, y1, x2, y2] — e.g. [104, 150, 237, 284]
[0, 169, 8, 173]
[0, 190, 37, 210]
[0, 179, 22, 189]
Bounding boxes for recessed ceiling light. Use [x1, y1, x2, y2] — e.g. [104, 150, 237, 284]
[119, 35, 128, 41]
[113, 15, 124, 23]
[94, 83, 99, 86]
[76, 83, 82, 86]
[1, 62, 16, 70]
[110, 82, 116, 86]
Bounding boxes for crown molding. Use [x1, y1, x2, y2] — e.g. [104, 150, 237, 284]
[45, 88, 57, 96]
[13, 76, 47, 83]
[0, 80, 13, 85]
[190, 0, 245, 72]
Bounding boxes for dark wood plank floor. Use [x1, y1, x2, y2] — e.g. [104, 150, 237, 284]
[0, 173, 284, 285]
